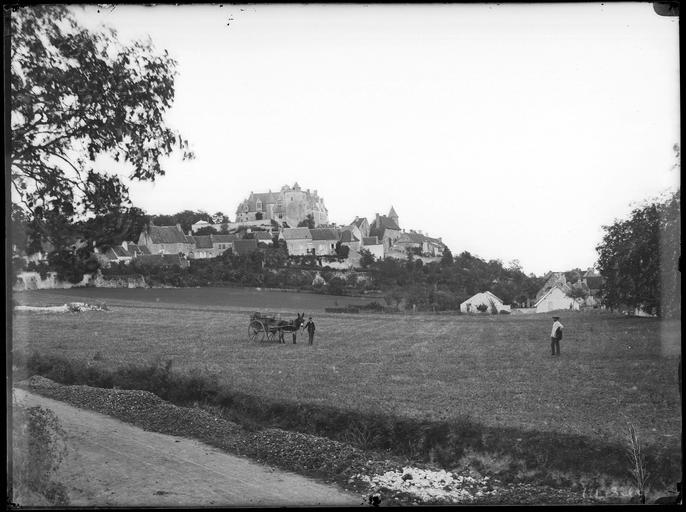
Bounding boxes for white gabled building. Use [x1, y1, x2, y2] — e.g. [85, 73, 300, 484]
[460, 291, 510, 313]
[534, 285, 581, 313]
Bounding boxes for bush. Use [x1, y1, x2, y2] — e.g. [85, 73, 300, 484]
[12, 405, 69, 505]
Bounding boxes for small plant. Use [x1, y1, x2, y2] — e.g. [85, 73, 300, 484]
[625, 422, 649, 503]
[342, 421, 381, 451]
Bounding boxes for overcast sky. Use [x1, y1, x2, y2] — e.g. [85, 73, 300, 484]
[74, 3, 679, 276]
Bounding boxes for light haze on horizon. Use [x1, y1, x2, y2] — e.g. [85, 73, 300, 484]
[73, 3, 679, 276]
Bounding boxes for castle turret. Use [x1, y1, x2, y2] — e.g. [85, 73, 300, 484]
[388, 206, 399, 228]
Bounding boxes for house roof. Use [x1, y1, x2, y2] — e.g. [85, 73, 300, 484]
[147, 225, 189, 244]
[211, 234, 238, 244]
[193, 235, 214, 249]
[310, 228, 340, 241]
[362, 236, 380, 246]
[369, 215, 400, 239]
[351, 217, 368, 228]
[138, 245, 151, 255]
[111, 246, 131, 258]
[397, 232, 426, 244]
[460, 291, 505, 307]
[340, 230, 359, 243]
[254, 231, 273, 241]
[281, 227, 312, 240]
[232, 239, 258, 255]
[534, 284, 572, 307]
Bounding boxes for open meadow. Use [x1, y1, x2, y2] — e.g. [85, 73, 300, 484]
[11, 288, 682, 491]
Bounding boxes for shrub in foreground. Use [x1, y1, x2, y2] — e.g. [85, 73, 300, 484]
[12, 405, 69, 506]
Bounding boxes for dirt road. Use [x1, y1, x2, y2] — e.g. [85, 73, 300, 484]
[12, 388, 364, 507]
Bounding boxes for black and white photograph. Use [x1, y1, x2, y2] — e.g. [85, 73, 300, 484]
[7, 2, 681, 507]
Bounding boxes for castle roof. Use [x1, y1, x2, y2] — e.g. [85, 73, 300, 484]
[389, 206, 398, 218]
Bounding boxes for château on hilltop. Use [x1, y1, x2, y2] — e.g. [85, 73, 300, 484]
[235, 183, 328, 227]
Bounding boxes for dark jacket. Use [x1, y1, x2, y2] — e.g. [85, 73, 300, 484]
[305, 320, 315, 334]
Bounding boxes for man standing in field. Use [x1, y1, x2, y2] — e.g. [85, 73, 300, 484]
[550, 316, 563, 356]
[304, 316, 316, 345]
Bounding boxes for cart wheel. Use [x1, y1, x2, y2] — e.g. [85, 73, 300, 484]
[248, 320, 265, 342]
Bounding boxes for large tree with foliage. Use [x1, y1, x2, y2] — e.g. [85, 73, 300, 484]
[596, 190, 680, 317]
[297, 214, 315, 229]
[9, 5, 193, 248]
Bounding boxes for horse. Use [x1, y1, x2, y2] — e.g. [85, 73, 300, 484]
[276, 312, 305, 344]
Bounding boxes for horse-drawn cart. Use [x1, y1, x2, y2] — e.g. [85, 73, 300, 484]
[248, 312, 304, 343]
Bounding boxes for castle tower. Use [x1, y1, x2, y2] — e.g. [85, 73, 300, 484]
[388, 206, 399, 228]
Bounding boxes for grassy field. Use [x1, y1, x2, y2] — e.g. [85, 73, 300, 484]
[11, 288, 682, 491]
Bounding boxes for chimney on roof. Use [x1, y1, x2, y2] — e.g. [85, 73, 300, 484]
[375, 213, 380, 227]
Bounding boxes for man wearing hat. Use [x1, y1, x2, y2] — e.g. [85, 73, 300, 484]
[303, 316, 316, 345]
[550, 316, 564, 356]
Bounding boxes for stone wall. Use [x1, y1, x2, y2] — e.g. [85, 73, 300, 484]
[13, 271, 92, 291]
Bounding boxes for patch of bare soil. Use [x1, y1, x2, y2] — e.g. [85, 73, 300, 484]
[15, 376, 612, 506]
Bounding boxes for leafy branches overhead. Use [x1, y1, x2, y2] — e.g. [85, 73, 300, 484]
[10, 5, 193, 241]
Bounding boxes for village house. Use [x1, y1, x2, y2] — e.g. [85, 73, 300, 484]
[235, 183, 329, 227]
[394, 230, 446, 257]
[369, 207, 402, 253]
[253, 231, 274, 244]
[534, 284, 581, 313]
[279, 227, 313, 255]
[535, 272, 568, 303]
[309, 228, 340, 256]
[232, 238, 259, 256]
[339, 229, 361, 252]
[361, 236, 385, 260]
[350, 216, 370, 238]
[188, 235, 215, 259]
[137, 224, 195, 255]
[460, 291, 511, 313]
[211, 234, 237, 254]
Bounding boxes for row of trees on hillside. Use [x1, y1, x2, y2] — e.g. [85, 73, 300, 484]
[358, 248, 546, 309]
